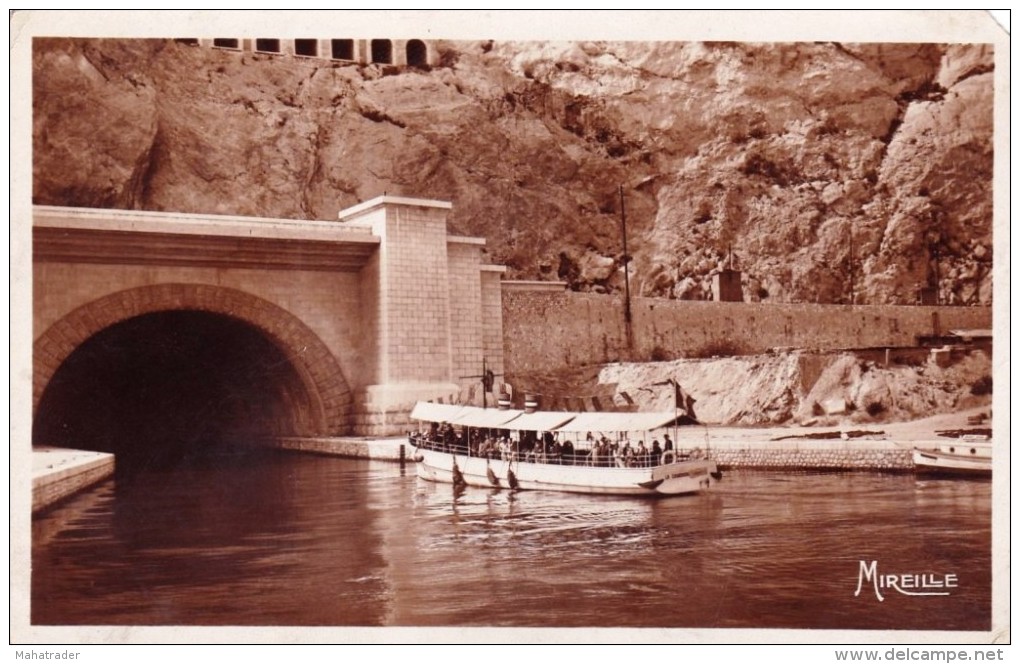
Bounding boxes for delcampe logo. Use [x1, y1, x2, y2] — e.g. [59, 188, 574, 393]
[854, 560, 958, 601]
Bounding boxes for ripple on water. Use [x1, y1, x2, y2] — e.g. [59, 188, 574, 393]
[31, 456, 992, 630]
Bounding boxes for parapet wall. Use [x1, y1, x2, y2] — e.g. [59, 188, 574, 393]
[502, 289, 992, 376]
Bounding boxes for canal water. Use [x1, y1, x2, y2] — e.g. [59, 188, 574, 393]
[31, 451, 992, 631]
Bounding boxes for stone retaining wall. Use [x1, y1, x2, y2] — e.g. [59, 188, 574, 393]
[706, 447, 913, 471]
[502, 288, 992, 376]
[33, 454, 115, 513]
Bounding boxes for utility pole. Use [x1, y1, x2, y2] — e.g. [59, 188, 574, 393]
[848, 224, 855, 305]
[618, 186, 633, 345]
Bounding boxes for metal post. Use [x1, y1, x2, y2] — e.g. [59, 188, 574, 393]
[619, 186, 633, 353]
[848, 223, 855, 305]
[619, 185, 632, 325]
[481, 357, 488, 410]
[933, 243, 941, 306]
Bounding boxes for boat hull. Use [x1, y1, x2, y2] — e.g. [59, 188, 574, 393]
[912, 448, 992, 477]
[415, 448, 719, 496]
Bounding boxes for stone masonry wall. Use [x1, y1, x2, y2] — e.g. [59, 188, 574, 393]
[502, 289, 992, 376]
[481, 267, 507, 393]
[447, 240, 484, 388]
[33, 454, 115, 513]
[706, 447, 914, 471]
[359, 202, 453, 385]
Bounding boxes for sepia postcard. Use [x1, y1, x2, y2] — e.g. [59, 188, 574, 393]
[9, 10, 1010, 654]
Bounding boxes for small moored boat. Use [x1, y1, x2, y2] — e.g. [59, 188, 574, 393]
[408, 402, 721, 496]
[912, 437, 992, 477]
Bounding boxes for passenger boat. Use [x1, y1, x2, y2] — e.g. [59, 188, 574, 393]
[912, 436, 992, 476]
[408, 402, 721, 496]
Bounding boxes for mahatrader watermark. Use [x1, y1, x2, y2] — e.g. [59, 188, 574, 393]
[854, 560, 958, 601]
[13, 652, 80, 660]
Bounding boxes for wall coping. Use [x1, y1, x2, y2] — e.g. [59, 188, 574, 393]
[337, 195, 453, 221]
[34, 205, 378, 244]
[501, 280, 568, 292]
[447, 235, 486, 246]
[504, 287, 992, 315]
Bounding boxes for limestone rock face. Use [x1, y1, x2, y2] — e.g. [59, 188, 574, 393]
[32, 38, 994, 304]
[597, 350, 992, 426]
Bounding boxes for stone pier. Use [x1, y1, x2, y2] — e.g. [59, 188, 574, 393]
[274, 436, 407, 461]
[32, 447, 115, 513]
[702, 439, 915, 471]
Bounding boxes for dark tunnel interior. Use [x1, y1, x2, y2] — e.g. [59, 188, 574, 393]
[33, 310, 315, 473]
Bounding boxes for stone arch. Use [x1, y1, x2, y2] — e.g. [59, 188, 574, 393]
[371, 39, 392, 64]
[33, 284, 353, 435]
[406, 39, 428, 67]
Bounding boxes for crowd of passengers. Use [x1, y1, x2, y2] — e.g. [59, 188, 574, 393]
[410, 422, 684, 468]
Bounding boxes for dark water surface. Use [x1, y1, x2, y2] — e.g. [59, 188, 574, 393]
[32, 451, 992, 630]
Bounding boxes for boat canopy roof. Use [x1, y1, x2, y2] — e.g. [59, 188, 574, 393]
[450, 407, 524, 428]
[505, 410, 577, 432]
[552, 410, 680, 433]
[410, 402, 680, 433]
[409, 402, 468, 423]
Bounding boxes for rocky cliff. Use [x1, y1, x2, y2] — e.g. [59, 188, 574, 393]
[32, 38, 994, 305]
[598, 349, 992, 426]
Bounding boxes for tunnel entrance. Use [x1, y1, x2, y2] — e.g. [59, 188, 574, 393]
[33, 310, 316, 473]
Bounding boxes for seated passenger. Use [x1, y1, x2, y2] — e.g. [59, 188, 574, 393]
[561, 439, 575, 464]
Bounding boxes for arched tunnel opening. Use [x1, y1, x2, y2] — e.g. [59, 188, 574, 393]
[33, 310, 318, 474]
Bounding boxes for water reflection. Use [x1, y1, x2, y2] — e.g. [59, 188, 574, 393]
[32, 455, 991, 631]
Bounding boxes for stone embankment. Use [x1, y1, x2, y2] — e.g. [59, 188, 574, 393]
[673, 407, 991, 472]
[274, 436, 407, 461]
[704, 439, 913, 471]
[32, 447, 115, 513]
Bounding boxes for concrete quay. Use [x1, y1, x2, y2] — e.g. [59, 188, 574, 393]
[273, 414, 988, 473]
[32, 447, 115, 513]
[273, 436, 409, 461]
[652, 408, 992, 472]
[704, 437, 915, 471]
